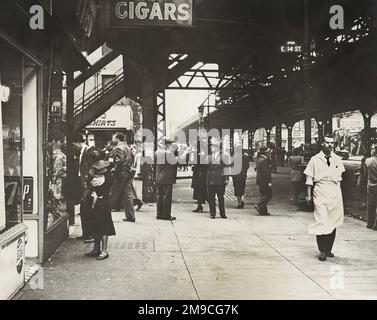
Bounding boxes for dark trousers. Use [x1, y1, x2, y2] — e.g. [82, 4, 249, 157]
[157, 184, 173, 218]
[80, 198, 90, 238]
[207, 185, 226, 217]
[291, 182, 301, 202]
[110, 176, 135, 220]
[196, 183, 207, 206]
[257, 184, 272, 214]
[79, 188, 92, 239]
[367, 185, 377, 227]
[316, 229, 336, 253]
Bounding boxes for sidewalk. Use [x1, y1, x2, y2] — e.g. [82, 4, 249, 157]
[15, 168, 377, 300]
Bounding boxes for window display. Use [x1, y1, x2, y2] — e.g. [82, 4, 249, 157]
[45, 64, 68, 230]
[0, 42, 23, 232]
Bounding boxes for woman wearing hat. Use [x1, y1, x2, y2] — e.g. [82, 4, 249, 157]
[84, 160, 116, 260]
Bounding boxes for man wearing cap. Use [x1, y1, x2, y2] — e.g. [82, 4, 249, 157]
[155, 137, 191, 220]
[304, 135, 345, 261]
[207, 138, 230, 219]
[255, 146, 272, 215]
[110, 133, 135, 222]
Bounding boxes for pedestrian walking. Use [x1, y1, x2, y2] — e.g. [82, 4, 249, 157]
[270, 144, 277, 173]
[365, 146, 377, 229]
[206, 139, 230, 219]
[155, 137, 191, 220]
[304, 135, 345, 261]
[191, 139, 208, 213]
[289, 148, 303, 204]
[255, 146, 272, 215]
[231, 144, 249, 209]
[357, 152, 367, 211]
[84, 160, 115, 260]
[131, 144, 143, 210]
[109, 133, 136, 222]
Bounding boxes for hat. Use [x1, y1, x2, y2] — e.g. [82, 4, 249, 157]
[259, 146, 271, 154]
[160, 136, 174, 145]
[90, 160, 110, 175]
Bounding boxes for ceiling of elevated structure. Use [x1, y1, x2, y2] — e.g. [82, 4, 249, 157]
[90, 0, 377, 129]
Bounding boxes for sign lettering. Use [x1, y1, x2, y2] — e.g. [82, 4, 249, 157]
[109, 0, 193, 27]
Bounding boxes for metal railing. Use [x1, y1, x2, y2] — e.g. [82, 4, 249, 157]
[73, 66, 125, 118]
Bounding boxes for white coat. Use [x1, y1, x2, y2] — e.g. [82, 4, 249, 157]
[304, 151, 345, 235]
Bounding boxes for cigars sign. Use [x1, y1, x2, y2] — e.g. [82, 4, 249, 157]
[108, 0, 194, 27]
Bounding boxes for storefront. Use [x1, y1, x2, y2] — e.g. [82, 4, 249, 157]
[85, 103, 134, 147]
[0, 33, 40, 299]
[0, 0, 94, 299]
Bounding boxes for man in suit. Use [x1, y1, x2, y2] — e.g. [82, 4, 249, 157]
[207, 139, 230, 219]
[255, 146, 272, 215]
[155, 137, 191, 220]
[109, 133, 136, 222]
[72, 134, 93, 242]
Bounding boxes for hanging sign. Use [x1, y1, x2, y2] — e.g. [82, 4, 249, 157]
[109, 0, 194, 28]
[86, 105, 133, 129]
[280, 41, 302, 53]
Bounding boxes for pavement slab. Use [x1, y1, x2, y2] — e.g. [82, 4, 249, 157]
[15, 166, 377, 300]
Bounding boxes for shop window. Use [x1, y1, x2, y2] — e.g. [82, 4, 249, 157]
[45, 60, 68, 230]
[0, 42, 23, 232]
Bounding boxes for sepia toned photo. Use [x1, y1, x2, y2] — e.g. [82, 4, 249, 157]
[1, 0, 377, 304]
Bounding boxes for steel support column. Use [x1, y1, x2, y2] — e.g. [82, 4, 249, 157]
[304, 117, 311, 145]
[303, 0, 312, 146]
[266, 128, 271, 146]
[362, 111, 373, 157]
[324, 116, 333, 136]
[140, 37, 168, 203]
[287, 125, 293, 154]
[248, 130, 254, 160]
[141, 73, 158, 203]
[317, 120, 324, 144]
[66, 71, 75, 225]
[157, 91, 166, 143]
[229, 128, 234, 155]
[275, 124, 282, 149]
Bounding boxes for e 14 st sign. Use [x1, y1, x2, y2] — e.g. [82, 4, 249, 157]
[109, 0, 193, 27]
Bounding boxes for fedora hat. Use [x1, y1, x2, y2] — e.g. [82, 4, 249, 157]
[160, 136, 174, 145]
[90, 160, 110, 175]
[259, 146, 271, 154]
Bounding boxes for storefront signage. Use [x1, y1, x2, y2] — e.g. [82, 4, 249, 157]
[0, 85, 10, 102]
[23, 177, 33, 213]
[109, 0, 193, 28]
[4, 177, 33, 213]
[280, 41, 302, 53]
[86, 105, 133, 130]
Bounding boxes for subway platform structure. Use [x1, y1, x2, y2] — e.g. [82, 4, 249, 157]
[1, 0, 377, 301]
[16, 165, 377, 300]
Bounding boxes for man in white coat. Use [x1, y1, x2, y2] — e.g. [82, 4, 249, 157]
[304, 135, 345, 261]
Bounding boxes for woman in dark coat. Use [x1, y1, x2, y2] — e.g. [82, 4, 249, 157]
[84, 160, 116, 260]
[232, 149, 250, 209]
